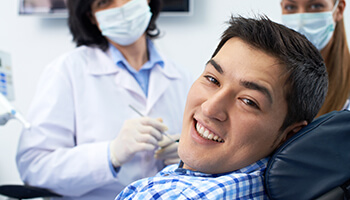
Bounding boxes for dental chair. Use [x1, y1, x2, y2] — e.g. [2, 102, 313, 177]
[0, 185, 61, 199]
[265, 110, 350, 200]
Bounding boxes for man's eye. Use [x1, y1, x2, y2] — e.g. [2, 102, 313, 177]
[241, 98, 260, 109]
[204, 75, 220, 86]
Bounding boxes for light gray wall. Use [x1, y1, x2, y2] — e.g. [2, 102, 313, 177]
[0, 0, 349, 198]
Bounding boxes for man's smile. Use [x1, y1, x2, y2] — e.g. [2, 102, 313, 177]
[195, 120, 225, 143]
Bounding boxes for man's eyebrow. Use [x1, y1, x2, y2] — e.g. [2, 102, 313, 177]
[207, 59, 224, 74]
[240, 80, 273, 104]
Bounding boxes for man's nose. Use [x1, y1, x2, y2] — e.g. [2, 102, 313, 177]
[201, 90, 230, 122]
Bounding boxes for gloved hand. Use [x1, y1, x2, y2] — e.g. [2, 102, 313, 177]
[154, 133, 181, 165]
[109, 117, 168, 167]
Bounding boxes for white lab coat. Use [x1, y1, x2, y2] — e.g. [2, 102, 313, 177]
[16, 45, 193, 200]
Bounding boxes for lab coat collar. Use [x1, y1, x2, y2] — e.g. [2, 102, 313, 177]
[155, 50, 182, 79]
[85, 45, 181, 79]
[85, 47, 120, 75]
[84, 45, 182, 110]
[113, 62, 182, 109]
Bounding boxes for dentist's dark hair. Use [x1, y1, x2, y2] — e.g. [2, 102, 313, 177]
[66, 0, 163, 51]
[212, 15, 328, 132]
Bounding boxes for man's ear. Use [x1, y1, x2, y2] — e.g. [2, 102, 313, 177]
[278, 120, 308, 148]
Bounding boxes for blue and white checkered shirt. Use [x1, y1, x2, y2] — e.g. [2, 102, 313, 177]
[115, 158, 270, 200]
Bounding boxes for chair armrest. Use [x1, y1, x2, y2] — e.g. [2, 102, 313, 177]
[0, 185, 62, 199]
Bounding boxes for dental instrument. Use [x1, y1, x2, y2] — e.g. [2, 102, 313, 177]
[0, 93, 31, 129]
[128, 104, 176, 143]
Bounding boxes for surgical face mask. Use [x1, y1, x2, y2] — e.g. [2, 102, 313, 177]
[282, 0, 339, 50]
[95, 0, 152, 46]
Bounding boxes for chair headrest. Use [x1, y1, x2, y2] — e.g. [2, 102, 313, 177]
[265, 110, 350, 200]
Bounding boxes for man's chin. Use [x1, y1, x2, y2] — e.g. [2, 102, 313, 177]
[181, 157, 210, 173]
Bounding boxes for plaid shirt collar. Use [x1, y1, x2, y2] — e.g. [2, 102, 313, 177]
[116, 157, 270, 200]
[162, 157, 270, 178]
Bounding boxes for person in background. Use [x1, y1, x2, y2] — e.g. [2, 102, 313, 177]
[16, 0, 192, 199]
[281, 0, 350, 117]
[115, 15, 328, 199]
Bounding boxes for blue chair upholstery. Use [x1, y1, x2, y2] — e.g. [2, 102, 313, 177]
[265, 110, 350, 200]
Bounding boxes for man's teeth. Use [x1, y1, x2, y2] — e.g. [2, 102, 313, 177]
[196, 122, 224, 143]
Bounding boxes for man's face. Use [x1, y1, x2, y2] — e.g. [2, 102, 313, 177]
[178, 38, 296, 174]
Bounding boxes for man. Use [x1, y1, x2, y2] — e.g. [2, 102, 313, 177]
[115, 15, 328, 199]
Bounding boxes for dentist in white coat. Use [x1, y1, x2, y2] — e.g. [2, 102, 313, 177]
[16, 0, 192, 199]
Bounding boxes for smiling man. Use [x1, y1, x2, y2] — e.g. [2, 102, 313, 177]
[115, 15, 328, 199]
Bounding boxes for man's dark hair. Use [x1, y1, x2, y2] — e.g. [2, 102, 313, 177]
[66, 0, 162, 51]
[212, 15, 328, 131]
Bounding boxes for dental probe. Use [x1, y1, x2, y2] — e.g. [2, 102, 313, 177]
[128, 104, 177, 143]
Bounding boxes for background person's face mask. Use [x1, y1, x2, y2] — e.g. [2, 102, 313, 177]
[95, 0, 152, 46]
[282, 0, 339, 50]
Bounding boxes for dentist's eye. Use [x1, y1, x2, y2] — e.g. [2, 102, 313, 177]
[241, 98, 260, 109]
[309, 3, 325, 11]
[99, 0, 110, 6]
[283, 4, 297, 12]
[204, 75, 220, 86]
[93, 0, 112, 8]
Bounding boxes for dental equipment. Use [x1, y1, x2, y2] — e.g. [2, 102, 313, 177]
[0, 93, 31, 129]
